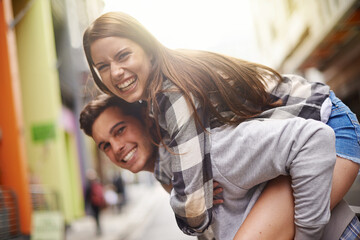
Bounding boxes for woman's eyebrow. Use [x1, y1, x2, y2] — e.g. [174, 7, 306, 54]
[94, 60, 106, 68]
[114, 48, 128, 59]
[94, 48, 128, 67]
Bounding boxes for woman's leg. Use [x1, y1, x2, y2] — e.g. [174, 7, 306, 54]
[234, 175, 294, 240]
[330, 157, 359, 210]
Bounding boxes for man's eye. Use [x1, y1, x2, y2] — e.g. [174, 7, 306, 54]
[115, 126, 126, 136]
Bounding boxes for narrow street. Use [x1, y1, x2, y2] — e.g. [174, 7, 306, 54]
[66, 183, 196, 240]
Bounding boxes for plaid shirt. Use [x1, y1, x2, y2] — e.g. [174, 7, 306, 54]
[153, 74, 330, 235]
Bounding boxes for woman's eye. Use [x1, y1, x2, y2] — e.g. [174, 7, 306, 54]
[97, 64, 108, 72]
[118, 52, 130, 61]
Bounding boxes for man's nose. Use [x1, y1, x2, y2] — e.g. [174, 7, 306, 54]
[111, 138, 125, 155]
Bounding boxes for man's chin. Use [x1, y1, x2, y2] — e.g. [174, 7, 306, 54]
[129, 166, 142, 174]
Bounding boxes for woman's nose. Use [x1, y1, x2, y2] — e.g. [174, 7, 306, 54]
[110, 62, 124, 79]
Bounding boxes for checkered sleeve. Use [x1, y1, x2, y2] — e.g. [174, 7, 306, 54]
[261, 74, 330, 120]
[154, 85, 213, 235]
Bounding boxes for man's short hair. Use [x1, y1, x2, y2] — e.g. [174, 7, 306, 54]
[79, 94, 146, 137]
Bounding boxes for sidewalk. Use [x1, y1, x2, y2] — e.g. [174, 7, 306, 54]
[66, 183, 160, 240]
[65, 182, 194, 240]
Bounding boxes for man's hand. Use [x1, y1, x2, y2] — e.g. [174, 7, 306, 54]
[213, 181, 224, 205]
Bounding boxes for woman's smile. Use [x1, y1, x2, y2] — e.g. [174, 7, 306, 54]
[91, 37, 152, 103]
[116, 76, 137, 92]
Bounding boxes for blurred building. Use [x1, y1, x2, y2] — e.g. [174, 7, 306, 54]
[0, 0, 32, 237]
[0, 0, 104, 238]
[252, 0, 360, 114]
[251, 0, 360, 214]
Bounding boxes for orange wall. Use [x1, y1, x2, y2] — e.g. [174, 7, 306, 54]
[0, 0, 32, 234]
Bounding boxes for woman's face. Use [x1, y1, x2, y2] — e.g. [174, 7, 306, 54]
[90, 37, 152, 103]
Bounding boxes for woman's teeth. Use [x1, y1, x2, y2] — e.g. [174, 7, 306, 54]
[122, 148, 136, 162]
[116, 77, 136, 92]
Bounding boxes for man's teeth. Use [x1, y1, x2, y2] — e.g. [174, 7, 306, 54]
[116, 77, 136, 91]
[122, 148, 136, 162]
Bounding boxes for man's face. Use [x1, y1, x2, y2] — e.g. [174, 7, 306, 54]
[92, 106, 155, 173]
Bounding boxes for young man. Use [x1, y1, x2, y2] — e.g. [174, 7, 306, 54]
[79, 94, 359, 240]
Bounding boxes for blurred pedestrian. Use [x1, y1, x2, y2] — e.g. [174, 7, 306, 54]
[112, 173, 127, 211]
[104, 184, 118, 212]
[85, 169, 105, 236]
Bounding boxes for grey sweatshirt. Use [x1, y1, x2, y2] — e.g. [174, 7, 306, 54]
[157, 117, 337, 239]
[210, 117, 336, 240]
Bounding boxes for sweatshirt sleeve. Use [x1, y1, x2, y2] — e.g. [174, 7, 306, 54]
[154, 90, 213, 235]
[287, 120, 336, 239]
[210, 117, 336, 239]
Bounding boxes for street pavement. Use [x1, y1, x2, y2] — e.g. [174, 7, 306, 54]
[66, 182, 196, 240]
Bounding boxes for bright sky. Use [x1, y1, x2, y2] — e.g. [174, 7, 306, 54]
[102, 0, 263, 63]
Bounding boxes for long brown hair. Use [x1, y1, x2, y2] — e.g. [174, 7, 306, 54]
[83, 12, 282, 133]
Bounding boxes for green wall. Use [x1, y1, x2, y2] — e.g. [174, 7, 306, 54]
[13, 0, 83, 223]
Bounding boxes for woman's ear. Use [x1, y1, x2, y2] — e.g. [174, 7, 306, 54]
[144, 114, 154, 129]
[150, 54, 155, 65]
[141, 107, 153, 129]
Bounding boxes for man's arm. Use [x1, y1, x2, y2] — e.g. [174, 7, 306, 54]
[234, 157, 359, 240]
[211, 117, 336, 239]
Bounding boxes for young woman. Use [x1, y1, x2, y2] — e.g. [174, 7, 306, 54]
[83, 12, 360, 239]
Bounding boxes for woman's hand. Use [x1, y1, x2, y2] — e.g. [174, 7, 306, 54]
[213, 181, 224, 205]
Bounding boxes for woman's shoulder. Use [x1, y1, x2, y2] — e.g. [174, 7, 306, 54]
[156, 79, 186, 106]
[160, 78, 181, 93]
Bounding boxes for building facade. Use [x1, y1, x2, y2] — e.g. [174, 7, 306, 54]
[0, 0, 104, 238]
[251, 0, 360, 214]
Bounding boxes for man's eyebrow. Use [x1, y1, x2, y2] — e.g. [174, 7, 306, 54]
[96, 121, 125, 150]
[110, 121, 125, 134]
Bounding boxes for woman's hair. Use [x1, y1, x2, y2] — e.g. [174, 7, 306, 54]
[83, 12, 282, 132]
[79, 94, 147, 137]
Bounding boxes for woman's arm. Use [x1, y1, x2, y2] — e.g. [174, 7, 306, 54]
[155, 86, 213, 235]
[161, 183, 173, 194]
[234, 157, 359, 240]
[161, 181, 224, 205]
